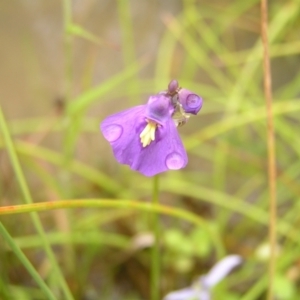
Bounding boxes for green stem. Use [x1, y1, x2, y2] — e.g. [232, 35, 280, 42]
[63, 0, 72, 104]
[0, 199, 224, 257]
[62, 0, 76, 276]
[62, 0, 74, 165]
[261, 1, 277, 299]
[116, 0, 139, 105]
[0, 223, 56, 300]
[261, 0, 277, 300]
[0, 107, 74, 300]
[151, 175, 160, 300]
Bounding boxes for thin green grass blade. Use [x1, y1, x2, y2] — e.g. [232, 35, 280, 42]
[0, 223, 56, 300]
[0, 199, 224, 258]
[0, 107, 74, 300]
[67, 57, 149, 115]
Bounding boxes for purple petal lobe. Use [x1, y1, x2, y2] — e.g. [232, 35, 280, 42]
[165, 152, 185, 170]
[100, 104, 146, 163]
[102, 124, 123, 142]
[178, 88, 203, 115]
[136, 119, 187, 176]
[146, 94, 174, 124]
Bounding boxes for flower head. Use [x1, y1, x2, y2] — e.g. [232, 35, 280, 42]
[100, 80, 203, 176]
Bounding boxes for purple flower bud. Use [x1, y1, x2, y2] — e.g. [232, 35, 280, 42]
[178, 88, 203, 115]
[168, 79, 179, 95]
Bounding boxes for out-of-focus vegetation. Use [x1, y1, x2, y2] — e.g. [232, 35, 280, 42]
[1, 0, 300, 299]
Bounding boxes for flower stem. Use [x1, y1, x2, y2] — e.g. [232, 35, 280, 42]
[261, 0, 277, 299]
[151, 175, 160, 300]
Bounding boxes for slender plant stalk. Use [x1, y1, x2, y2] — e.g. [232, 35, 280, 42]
[261, 1, 277, 299]
[116, 0, 139, 105]
[0, 107, 74, 300]
[0, 199, 209, 227]
[62, 0, 74, 161]
[0, 200, 224, 256]
[151, 175, 160, 300]
[63, 0, 72, 104]
[0, 223, 56, 300]
[61, 0, 77, 276]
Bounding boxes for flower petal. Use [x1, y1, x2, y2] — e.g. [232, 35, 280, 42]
[163, 287, 198, 300]
[178, 89, 203, 115]
[129, 118, 188, 176]
[100, 105, 146, 164]
[146, 94, 174, 124]
[200, 255, 242, 288]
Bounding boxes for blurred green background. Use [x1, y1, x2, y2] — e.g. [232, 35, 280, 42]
[1, 0, 300, 299]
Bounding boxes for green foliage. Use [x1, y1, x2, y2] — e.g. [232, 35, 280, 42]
[163, 227, 212, 273]
[274, 274, 297, 300]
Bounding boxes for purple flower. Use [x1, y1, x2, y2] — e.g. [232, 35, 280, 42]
[163, 255, 242, 300]
[100, 80, 202, 176]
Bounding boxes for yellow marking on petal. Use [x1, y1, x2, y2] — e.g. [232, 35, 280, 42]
[140, 120, 157, 147]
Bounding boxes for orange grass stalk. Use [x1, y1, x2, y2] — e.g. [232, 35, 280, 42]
[261, 0, 277, 299]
